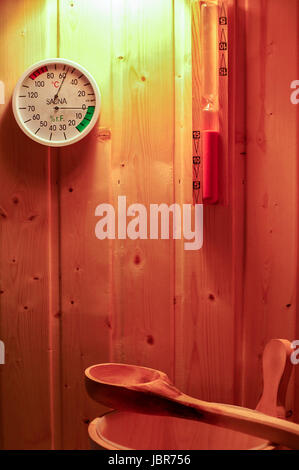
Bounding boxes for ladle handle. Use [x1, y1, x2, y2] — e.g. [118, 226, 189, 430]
[175, 394, 299, 449]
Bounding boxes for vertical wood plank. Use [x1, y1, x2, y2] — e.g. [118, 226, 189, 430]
[173, 0, 193, 387]
[0, 0, 58, 449]
[242, 0, 298, 415]
[58, 0, 112, 449]
[175, 0, 244, 406]
[229, 0, 246, 406]
[109, 0, 175, 378]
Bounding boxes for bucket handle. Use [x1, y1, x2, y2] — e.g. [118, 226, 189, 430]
[256, 339, 293, 419]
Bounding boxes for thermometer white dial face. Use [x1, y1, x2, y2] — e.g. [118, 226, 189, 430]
[12, 58, 101, 147]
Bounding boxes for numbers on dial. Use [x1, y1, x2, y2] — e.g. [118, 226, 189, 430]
[16, 62, 98, 144]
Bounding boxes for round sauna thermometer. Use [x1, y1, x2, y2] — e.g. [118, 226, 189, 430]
[12, 58, 101, 147]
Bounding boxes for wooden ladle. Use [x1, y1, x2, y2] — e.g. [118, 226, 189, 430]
[85, 340, 299, 449]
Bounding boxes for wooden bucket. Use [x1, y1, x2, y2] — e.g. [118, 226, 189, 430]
[88, 411, 275, 450]
[87, 339, 293, 450]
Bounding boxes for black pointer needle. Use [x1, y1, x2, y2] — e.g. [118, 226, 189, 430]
[55, 107, 84, 109]
[54, 67, 69, 100]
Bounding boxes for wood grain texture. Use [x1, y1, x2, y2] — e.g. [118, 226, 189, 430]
[84, 360, 299, 449]
[58, 0, 112, 449]
[173, 0, 193, 390]
[231, 0, 246, 407]
[242, 0, 298, 419]
[88, 339, 296, 450]
[89, 412, 273, 450]
[256, 339, 293, 419]
[175, 0, 242, 408]
[0, 0, 298, 451]
[109, 0, 175, 377]
[0, 0, 58, 449]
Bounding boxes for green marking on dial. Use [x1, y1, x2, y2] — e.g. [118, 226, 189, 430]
[76, 106, 95, 133]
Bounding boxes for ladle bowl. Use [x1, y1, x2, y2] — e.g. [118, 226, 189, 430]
[85, 363, 197, 419]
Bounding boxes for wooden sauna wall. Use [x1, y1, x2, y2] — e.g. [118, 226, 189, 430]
[0, 0, 58, 449]
[0, 0, 298, 450]
[241, 0, 299, 422]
